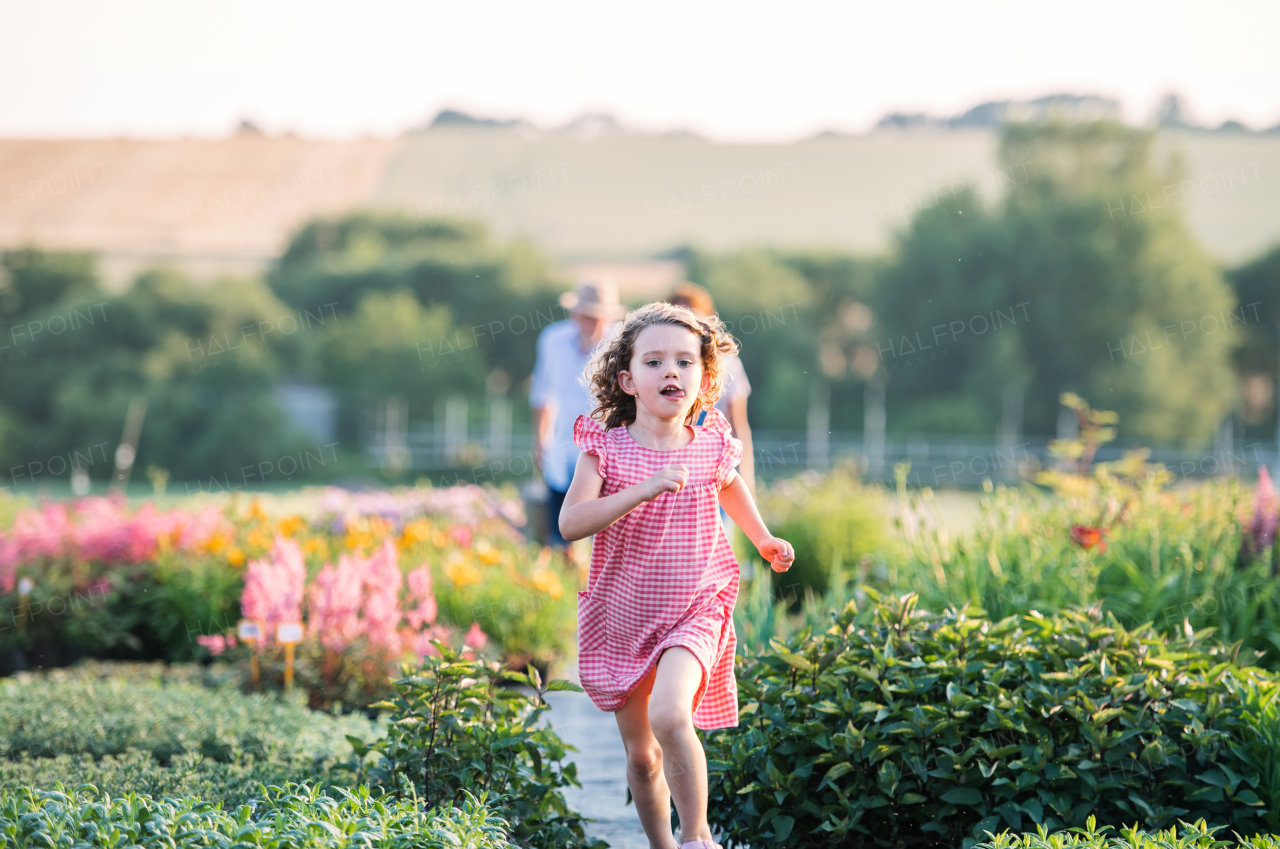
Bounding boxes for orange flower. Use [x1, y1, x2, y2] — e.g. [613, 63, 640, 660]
[1070, 525, 1107, 553]
[227, 547, 246, 566]
[277, 515, 305, 537]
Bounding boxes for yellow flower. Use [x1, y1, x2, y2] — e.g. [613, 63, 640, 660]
[532, 569, 563, 600]
[249, 499, 268, 523]
[432, 531, 448, 549]
[227, 548, 245, 567]
[303, 537, 330, 559]
[277, 515, 305, 537]
[346, 531, 374, 552]
[477, 544, 502, 566]
[368, 516, 390, 537]
[247, 528, 268, 551]
[401, 519, 433, 547]
[444, 558, 483, 587]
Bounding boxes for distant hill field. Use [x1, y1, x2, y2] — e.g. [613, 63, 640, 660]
[0, 128, 1276, 288]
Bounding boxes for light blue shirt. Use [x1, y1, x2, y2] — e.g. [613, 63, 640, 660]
[529, 320, 616, 492]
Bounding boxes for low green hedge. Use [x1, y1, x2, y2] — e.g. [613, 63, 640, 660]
[0, 782, 510, 849]
[0, 662, 382, 806]
[703, 592, 1279, 849]
[978, 817, 1280, 849]
[0, 665, 379, 763]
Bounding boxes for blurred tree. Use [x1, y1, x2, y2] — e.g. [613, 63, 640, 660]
[684, 249, 881, 431]
[0, 248, 98, 323]
[0, 257, 313, 483]
[268, 212, 567, 409]
[1227, 245, 1280, 437]
[874, 120, 1238, 445]
[318, 290, 487, 445]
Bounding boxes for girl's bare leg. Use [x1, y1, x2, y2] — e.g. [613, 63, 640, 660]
[648, 647, 712, 845]
[615, 662, 679, 849]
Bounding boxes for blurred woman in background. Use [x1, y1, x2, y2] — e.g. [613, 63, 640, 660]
[669, 282, 754, 495]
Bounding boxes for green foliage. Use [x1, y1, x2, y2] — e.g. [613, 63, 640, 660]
[0, 782, 511, 849]
[756, 464, 887, 598]
[0, 662, 383, 807]
[367, 645, 603, 849]
[887, 476, 1280, 668]
[269, 212, 568, 438]
[686, 248, 881, 432]
[1226, 245, 1280, 439]
[874, 120, 1238, 444]
[977, 817, 1280, 849]
[0, 663, 378, 764]
[0, 258, 316, 482]
[704, 594, 1273, 849]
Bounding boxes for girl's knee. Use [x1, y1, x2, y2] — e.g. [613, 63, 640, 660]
[648, 700, 694, 739]
[626, 743, 663, 777]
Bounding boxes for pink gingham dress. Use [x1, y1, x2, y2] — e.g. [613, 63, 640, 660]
[573, 407, 744, 730]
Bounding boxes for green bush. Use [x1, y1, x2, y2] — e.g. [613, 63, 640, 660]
[0, 782, 511, 849]
[0, 662, 383, 806]
[978, 817, 1280, 849]
[703, 593, 1274, 849]
[0, 664, 379, 763]
[367, 645, 604, 849]
[757, 464, 886, 599]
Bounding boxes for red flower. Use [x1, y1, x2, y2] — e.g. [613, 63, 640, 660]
[1070, 525, 1107, 553]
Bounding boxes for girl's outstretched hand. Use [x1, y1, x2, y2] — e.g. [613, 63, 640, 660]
[640, 464, 689, 502]
[758, 536, 795, 573]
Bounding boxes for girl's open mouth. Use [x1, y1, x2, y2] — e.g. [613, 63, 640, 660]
[660, 386, 685, 399]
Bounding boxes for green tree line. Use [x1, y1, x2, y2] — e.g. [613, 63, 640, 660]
[1, 120, 1275, 483]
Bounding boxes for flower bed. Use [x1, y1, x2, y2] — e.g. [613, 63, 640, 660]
[0, 484, 576, 696]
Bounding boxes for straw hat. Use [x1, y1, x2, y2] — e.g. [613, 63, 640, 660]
[559, 277, 624, 319]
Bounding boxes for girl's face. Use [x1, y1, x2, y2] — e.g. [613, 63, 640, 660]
[619, 323, 709, 421]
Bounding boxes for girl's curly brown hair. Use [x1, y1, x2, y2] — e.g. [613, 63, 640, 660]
[586, 301, 740, 430]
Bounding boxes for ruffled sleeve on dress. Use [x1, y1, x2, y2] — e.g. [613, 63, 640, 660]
[699, 407, 744, 484]
[573, 415, 609, 478]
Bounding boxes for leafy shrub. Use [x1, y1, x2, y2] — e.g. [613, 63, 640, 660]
[977, 817, 1280, 849]
[756, 463, 886, 598]
[703, 593, 1274, 849]
[367, 644, 604, 849]
[0, 782, 511, 849]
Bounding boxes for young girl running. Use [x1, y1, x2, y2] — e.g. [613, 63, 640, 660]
[559, 302, 795, 849]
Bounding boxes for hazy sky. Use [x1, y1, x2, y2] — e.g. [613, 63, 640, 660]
[2, 0, 1277, 142]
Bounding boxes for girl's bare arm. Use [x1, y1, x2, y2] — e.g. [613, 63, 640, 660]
[559, 454, 688, 541]
[720, 473, 795, 571]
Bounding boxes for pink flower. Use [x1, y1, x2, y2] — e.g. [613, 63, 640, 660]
[196, 634, 236, 655]
[464, 621, 488, 650]
[408, 623, 454, 658]
[405, 566, 438, 629]
[451, 525, 472, 548]
[1247, 466, 1280, 558]
[307, 554, 365, 653]
[241, 536, 306, 646]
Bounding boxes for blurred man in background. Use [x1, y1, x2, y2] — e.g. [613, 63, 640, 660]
[530, 278, 624, 566]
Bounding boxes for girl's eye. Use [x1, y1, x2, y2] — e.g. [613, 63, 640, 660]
[679, 360, 692, 367]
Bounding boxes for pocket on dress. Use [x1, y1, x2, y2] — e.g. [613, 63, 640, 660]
[577, 590, 605, 652]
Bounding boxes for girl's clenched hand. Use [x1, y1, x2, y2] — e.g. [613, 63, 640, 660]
[758, 536, 796, 573]
[640, 464, 689, 502]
